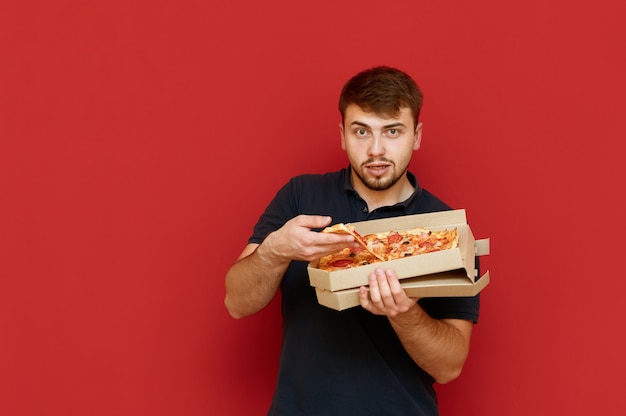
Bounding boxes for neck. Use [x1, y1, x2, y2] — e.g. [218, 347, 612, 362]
[351, 171, 415, 211]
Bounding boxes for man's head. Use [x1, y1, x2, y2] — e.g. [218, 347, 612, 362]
[338, 67, 424, 198]
[339, 66, 423, 130]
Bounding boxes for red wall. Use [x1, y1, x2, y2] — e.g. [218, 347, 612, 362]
[2, 1, 625, 415]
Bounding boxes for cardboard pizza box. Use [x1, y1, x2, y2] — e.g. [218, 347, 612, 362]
[314, 269, 490, 311]
[308, 209, 490, 293]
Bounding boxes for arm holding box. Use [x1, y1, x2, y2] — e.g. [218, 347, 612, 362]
[360, 268, 473, 384]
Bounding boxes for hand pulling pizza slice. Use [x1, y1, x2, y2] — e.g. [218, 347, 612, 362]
[322, 223, 385, 261]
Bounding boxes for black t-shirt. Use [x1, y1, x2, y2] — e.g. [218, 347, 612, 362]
[249, 168, 480, 416]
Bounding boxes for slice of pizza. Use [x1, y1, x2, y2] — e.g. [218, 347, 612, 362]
[384, 228, 433, 260]
[317, 244, 382, 272]
[322, 223, 385, 261]
[360, 231, 390, 261]
[409, 228, 458, 255]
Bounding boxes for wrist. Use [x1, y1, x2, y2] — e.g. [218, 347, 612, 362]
[256, 232, 291, 267]
[389, 301, 428, 328]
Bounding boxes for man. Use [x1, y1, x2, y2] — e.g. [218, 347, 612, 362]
[224, 66, 480, 415]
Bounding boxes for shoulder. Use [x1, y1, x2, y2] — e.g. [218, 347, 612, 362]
[282, 169, 347, 201]
[404, 171, 452, 213]
[289, 169, 346, 187]
[269, 170, 343, 202]
[248, 169, 348, 244]
[407, 186, 453, 214]
[420, 189, 452, 210]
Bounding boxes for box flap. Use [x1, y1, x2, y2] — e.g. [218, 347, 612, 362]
[315, 270, 490, 311]
[475, 238, 490, 256]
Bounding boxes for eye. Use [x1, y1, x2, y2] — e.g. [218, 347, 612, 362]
[355, 128, 369, 137]
[386, 128, 402, 138]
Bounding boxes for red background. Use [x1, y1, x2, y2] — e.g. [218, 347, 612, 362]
[2, 1, 625, 415]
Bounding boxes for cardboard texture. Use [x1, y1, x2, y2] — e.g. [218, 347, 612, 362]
[308, 209, 487, 292]
[307, 209, 491, 311]
[315, 270, 490, 311]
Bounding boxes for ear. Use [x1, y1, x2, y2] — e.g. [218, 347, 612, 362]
[413, 122, 423, 151]
[339, 122, 346, 150]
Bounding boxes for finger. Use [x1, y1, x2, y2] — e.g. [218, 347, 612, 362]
[368, 269, 385, 304]
[386, 269, 404, 297]
[294, 214, 333, 229]
[375, 269, 394, 301]
[359, 286, 371, 309]
[385, 269, 416, 311]
[317, 229, 355, 241]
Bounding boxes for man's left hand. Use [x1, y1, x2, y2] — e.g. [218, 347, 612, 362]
[359, 268, 418, 317]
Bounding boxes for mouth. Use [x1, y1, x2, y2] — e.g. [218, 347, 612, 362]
[363, 161, 392, 176]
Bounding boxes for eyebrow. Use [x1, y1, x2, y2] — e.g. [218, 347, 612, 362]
[350, 121, 407, 129]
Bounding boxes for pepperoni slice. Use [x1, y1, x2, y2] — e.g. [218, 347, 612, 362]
[387, 231, 403, 244]
[350, 245, 366, 254]
[330, 259, 354, 268]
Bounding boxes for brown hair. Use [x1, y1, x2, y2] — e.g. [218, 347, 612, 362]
[338, 66, 423, 127]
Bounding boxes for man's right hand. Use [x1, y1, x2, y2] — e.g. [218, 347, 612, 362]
[260, 215, 356, 263]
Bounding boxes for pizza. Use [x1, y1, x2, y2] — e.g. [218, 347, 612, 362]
[317, 224, 458, 272]
[321, 223, 384, 261]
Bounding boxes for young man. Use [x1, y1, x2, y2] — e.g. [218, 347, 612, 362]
[224, 66, 480, 415]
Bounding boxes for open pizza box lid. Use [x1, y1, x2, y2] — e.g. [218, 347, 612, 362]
[315, 270, 490, 311]
[308, 209, 490, 293]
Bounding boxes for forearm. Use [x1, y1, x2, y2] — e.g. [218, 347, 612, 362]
[360, 269, 473, 384]
[225, 215, 355, 318]
[389, 304, 472, 384]
[224, 241, 290, 319]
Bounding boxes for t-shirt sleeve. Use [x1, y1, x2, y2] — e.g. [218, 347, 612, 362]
[248, 179, 299, 245]
[418, 295, 480, 323]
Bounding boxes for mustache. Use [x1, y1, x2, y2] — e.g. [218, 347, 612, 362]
[362, 158, 394, 166]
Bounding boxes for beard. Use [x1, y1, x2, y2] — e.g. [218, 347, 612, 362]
[353, 159, 407, 191]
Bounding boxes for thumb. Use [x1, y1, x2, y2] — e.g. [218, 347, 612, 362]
[295, 214, 333, 229]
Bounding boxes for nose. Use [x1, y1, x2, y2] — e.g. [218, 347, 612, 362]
[368, 134, 385, 156]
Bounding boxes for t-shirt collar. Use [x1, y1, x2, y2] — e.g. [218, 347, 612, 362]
[343, 165, 423, 210]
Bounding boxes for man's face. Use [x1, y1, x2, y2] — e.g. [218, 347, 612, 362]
[340, 104, 422, 191]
